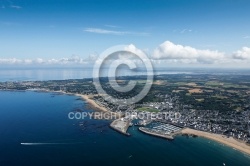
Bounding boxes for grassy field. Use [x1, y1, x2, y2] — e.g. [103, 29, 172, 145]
[137, 107, 159, 112]
[205, 81, 222, 86]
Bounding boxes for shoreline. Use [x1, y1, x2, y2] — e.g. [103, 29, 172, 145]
[2, 89, 250, 156]
[2, 89, 121, 118]
[29, 89, 110, 113]
[41, 90, 122, 118]
[181, 128, 250, 156]
[74, 94, 109, 113]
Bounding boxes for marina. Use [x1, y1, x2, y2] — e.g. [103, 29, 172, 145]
[109, 118, 183, 140]
[139, 123, 183, 140]
[152, 123, 182, 134]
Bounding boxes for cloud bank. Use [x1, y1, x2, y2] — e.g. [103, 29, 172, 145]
[152, 41, 225, 64]
[1, 41, 250, 68]
[232, 47, 250, 60]
[0, 56, 95, 66]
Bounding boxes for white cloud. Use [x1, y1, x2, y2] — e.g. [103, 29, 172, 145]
[124, 44, 147, 58]
[84, 28, 126, 35]
[1, 0, 22, 9]
[232, 47, 250, 60]
[84, 28, 149, 36]
[1, 41, 249, 68]
[10, 5, 22, 9]
[0, 58, 22, 64]
[35, 58, 45, 64]
[173, 29, 192, 34]
[0, 56, 92, 65]
[152, 41, 225, 64]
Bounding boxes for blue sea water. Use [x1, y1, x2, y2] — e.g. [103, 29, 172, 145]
[0, 68, 193, 82]
[0, 68, 249, 82]
[0, 91, 250, 166]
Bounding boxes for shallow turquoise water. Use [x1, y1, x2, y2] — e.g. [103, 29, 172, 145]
[0, 91, 250, 166]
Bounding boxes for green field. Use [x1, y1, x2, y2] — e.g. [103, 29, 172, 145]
[137, 107, 159, 112]
[205, 81, 222, 86]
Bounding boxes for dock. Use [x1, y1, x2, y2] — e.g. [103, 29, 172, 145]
[138, 123, 183, 140]
[139, 127, 174, 140]
[110, 118, 131, 136]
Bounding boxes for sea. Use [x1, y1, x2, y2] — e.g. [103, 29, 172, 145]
[0, 91, 250, 166]
[0, 68, 194, 82]
[1, 68, 250, 165]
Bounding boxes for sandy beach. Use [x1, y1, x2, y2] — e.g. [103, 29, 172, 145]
[181, 128, 250, 155]
[75, 94, 109, 112]
[75, 94, 122, 119]
[35, 89, 111, 113]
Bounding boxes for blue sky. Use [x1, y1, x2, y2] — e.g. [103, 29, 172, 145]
[1, 0, 250, 67]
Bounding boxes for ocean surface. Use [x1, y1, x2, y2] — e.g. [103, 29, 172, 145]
[0, 91, 250, 166]
[1, 68, 249, 82]
[0, 68, 195, 82]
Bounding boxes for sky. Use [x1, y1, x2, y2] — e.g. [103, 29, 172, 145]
[0, 0, 250, 68]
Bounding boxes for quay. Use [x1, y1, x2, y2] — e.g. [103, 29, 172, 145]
[138, 123, 183, 140]
[110, 118, 131, 136]
[139, 127, 174, 140]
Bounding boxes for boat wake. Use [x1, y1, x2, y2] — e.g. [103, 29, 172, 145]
[20, 142, 83, 145]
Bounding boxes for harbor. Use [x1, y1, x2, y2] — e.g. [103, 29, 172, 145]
[139, 123, 183, 140]
[110, 118, 183, 140]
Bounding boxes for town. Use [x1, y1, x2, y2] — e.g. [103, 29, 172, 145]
[1, 74, 250, 143]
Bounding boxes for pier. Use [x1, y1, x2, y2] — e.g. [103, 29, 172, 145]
[110, 118, 131, 136]
[139, 127, 174, 140]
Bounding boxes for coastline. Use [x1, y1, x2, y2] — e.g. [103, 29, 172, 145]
[4, 89, 121, 119]
[74, 94, 109, 112]
[59, 91, 122, 119]
[24, 89, 113, 114]
[1, 89, 250, 165]
[181, 128, 250, 156]
[2, 89, 250, 156]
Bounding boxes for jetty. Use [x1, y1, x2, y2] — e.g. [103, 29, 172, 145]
[139, 127, 174, 140]
[110, 118, 131, 136]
